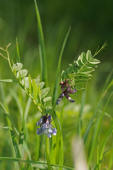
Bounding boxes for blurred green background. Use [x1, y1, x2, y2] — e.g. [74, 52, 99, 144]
[0, 0, 113, 81]
[0, 0, 113, 169]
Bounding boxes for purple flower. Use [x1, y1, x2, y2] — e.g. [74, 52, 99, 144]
[56, 79, 77, 104]
[37, 115, 57, 138]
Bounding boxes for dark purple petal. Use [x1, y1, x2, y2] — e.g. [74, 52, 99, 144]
[69, 98, 75, 102]
[37, 118, 43, 126]
[65, 95, 75, 102]
[56, 93, 65, 105]
[48, 115, 51, 122]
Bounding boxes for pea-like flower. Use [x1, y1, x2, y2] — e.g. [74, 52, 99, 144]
[37, 114, 57, 138]
[56, 79, 77, 104]
[20, 77, 30, 89]
[16, 69, 28, 78]
[12, 63, 23, 72]
[12, 63, 28, 79]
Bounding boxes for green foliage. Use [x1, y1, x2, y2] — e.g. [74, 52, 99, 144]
[0, 45, 51, 114]
[88, 82, 113, 165]
[0, 33, 106, 170]
[52, 27, 71, 107]
[11, 62, 52, 113]
[0, 157, 74, 170]
[61, 50, 100, 90]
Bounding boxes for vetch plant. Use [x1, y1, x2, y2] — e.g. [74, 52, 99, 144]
[1, 0, 111, 170]
[0, 41, 100, 139]
[0, 39, 101, 169]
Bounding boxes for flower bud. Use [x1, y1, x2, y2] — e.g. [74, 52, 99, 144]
[16, 69, 28, 79]
[12, 63, 23, 72]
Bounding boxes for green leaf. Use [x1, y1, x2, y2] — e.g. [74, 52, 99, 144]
[39, 81, 45, 89]
[41, 87, 50, 98]
[24, 98, 31, 123]
[28, 75, 32, 94]
[43, 96, 52, 103]
[61, 50, 100, 90]
[52, 27, 71, 107]
[32, 79, 38, 101]
[10, 129, 21, 158]
[34, 0, 47, 82]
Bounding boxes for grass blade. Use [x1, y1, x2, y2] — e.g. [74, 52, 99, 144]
[10, 90, 23, 120]
[98, 122, 113, 169]
[83, 119, 95, 144]
[0, 82, 5, 104]
[34, 0, 47, 82]
[0, 79, 14, 83]
[51, 28, 71, 168]
[0, 102, 21, 169]
[52, 27, 71, 107]
[16, 38, 21, 62]
[0, 157, 74, 170]
[24, 97, 31, 124]
[88, 90, 113, 165]
[77, 91, 86, 136]
[83, 76, 113, 145]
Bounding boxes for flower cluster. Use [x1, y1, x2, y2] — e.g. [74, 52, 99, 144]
[56, 79, 77, 104]
[37, 114, 57, 138]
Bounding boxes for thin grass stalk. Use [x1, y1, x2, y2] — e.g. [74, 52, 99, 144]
[0, 103, 21, 169]
[24, 97, 31, 140]
[16, 38, 21, 62]
[77, 91, 86, 136]
[0, 157, 74, 170]
[45, 138, 51, 170]
[88, 86, 113, 165]
[108, 148, 113, 169]
[0, 83, 5, 103]
[52, 27, 71, 108]
[34, 0, 47, 82]
[97, 92, 113, 170]
[83, 75, 113, 145]
[58, 108, 64, 169]
[51, 28, 71, 167]
[97, 123, 113, 170]
[0, 79, 14, 83]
